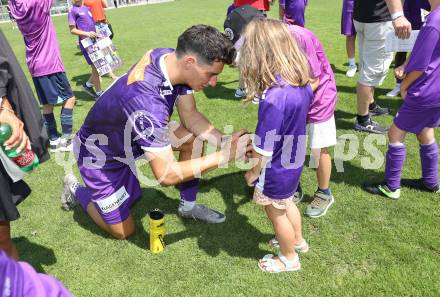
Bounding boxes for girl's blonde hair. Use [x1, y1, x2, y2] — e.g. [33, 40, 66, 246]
[238, 18, 311, 103]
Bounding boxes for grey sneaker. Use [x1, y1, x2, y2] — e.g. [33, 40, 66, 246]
[235, 88, 246, 98]
[354, 119, 388, 134]
[304, 191, 334, 218]
[292, 187, 304, 204]
[369, 104, 390, 116]
[178, 204, 226, 223]
[61, 174, 80, 210]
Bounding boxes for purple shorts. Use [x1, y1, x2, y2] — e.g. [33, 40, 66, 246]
[394, 103, 440, 134]
[78, 161, 142, 225]
[341, 11, 356, 36]
[79, 42, 93, 65]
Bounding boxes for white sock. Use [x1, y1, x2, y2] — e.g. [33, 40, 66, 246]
[86, 81, 94, 88]
[348, 58, 356, 66]
[395, 82, 401, 88]
[179, 200, 195, 211]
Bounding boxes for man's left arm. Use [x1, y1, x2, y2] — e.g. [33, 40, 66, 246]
[176, 93, 223, 148]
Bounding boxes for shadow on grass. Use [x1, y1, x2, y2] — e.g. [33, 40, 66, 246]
[202, 79, 239, 100]
[71, 171, 270, 259]
[13, 236, 57, 273]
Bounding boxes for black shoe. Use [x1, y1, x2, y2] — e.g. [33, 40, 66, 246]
[401, 178, 440, 193]
[369, 104, 389, 116]
[354, 119, 388, 134]
[82, 83, 97, 98]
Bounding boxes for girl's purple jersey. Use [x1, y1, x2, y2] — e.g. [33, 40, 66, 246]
[404, 6, 440, 109]
[254, 76, 313, 199]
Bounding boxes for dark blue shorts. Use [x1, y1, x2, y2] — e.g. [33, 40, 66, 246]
[32, 72, 74, 105]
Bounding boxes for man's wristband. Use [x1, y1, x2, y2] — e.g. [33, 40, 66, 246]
[391, 11, 404, 21]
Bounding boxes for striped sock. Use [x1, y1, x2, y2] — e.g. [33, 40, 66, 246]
[43, 113, 58, 140]
[60, 108, 73, 136]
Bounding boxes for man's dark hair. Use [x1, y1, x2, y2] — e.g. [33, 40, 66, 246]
[176, 25, 236, 65]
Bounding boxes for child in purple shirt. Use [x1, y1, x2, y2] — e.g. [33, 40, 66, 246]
[364, 0, 440, 198]
[241, 18, 312, 273]
[280, 0, 307, 27]
[9, 0, 76, 152]
[68, 0, 103, 98]
[287, 24, 338, 218]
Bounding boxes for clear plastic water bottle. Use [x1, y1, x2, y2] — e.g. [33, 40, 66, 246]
[0, 123, 39, 172]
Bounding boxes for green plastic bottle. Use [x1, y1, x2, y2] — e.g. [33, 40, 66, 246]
[0, 123, 39, 172]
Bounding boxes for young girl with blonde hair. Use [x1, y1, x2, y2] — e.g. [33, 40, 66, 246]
[242, 18, 313, 273]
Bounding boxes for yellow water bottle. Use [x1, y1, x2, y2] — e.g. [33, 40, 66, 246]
[149, 209, 165, 253]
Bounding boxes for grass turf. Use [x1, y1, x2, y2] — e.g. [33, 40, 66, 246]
[1, 0, 439, 296]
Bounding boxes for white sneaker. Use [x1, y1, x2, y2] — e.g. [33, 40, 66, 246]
[346, 64, 357, 78]
[49, 138, 61, 152]
[386, 84, 401, 97]
[61, 174, 80, 210]
[59, 135, 73, 152]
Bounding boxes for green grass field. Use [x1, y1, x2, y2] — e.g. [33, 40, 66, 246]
[1, 0, 439, 296]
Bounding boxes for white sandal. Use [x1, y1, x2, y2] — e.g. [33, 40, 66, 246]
[258, 253, 301, 273]
[268, 238, 309, 253]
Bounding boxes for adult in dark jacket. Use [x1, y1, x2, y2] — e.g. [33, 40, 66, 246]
[0, 30, 49, 259]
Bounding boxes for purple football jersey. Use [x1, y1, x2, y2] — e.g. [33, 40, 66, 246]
[287, 25, 338, 124]
[283, 0, 308, 27]
[0, 251, 73, 297]
[77, 48, 193, 169]
[404, 6, 440, 109]
[68, 5, 96, 41]
[253, 76, 313, 199]
[404, 0, 430, 30]
[8, 0, 65, 77]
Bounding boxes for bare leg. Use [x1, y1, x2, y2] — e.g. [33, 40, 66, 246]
[0, 221, 18, 260]
[315, 147, 332, 190]
[85, 203, 135, 240]
[264, 205, 296, 266]
[346, 35, 356, 60]
[357, 83, 375, 116]
[285, 204, 303, 244]
[91, 66, 101, 92]
[62, 96, 76, 109]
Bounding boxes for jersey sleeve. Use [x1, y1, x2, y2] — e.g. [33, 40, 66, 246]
[405, 27, 440, 73]
[67, 10, 76, 27]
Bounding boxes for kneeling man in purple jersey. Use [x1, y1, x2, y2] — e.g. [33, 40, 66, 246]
[61, 25, 251, 239]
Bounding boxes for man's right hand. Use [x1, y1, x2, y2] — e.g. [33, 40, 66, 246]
[0, 106, 30, 152]
[222, 129, 252, 162]
[392, 16, 411, 40]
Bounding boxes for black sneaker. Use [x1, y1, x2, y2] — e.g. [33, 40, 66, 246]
[401, 178, 440, 193]
[369, 104, 389, 116]
[354, 119, 388, 134]
[82, 83, 97, 98]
